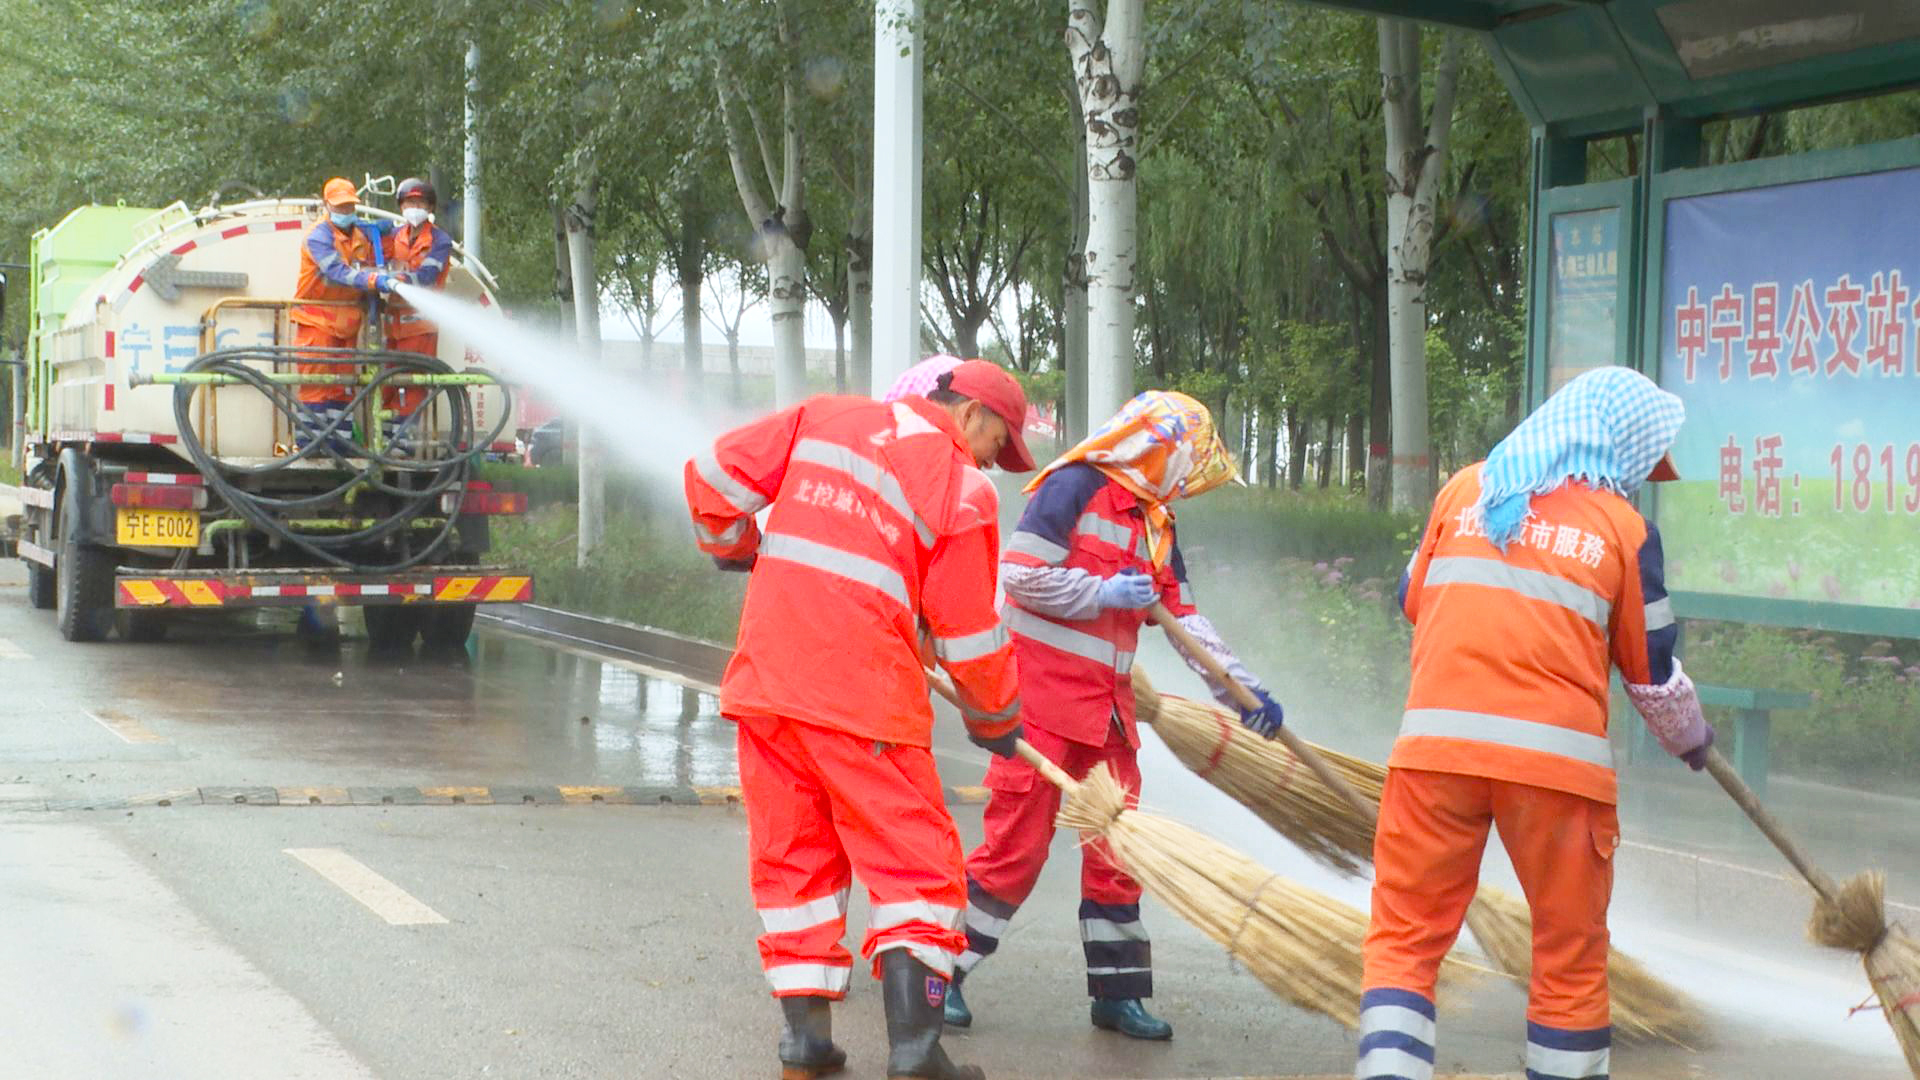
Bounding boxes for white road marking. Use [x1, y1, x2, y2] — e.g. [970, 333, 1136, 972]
[0, 824, 377, 1078]
[0, 637, 30, 660]
[284, 847, 449, 926]
[85, 708, 167, 745]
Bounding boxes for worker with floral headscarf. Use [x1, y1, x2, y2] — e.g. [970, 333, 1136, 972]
[1358, 366, 1711, 1080]
[946, 390, 1283, 1042]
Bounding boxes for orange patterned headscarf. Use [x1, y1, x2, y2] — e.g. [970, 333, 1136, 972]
[1025, 390, 1237, 567]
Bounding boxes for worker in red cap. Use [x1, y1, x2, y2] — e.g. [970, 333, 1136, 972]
[378, 177, 455, 452]
[684, 360, 1034, 1080]
[292, 177, 397, 453]
[949, 390, 1283, 1042]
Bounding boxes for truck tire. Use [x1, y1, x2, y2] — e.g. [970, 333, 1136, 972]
[26, 561, 55, 610]
[420, 604, 477, 652]
[55, 526, 115, 643]
[363, 605, 424, 652]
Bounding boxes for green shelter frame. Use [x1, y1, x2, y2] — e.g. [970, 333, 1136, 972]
[1311, 0, 1920, 638]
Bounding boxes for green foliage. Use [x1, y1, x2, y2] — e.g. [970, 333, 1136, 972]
[492, 503, 745, 645]
[1684, 622, 1920, 788]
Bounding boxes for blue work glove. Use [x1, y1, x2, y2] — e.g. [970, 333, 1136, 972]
[712, 554, 755, 573]
[1237, 688, 1284, 739]
[1679, 724, 1715, 772]
[968, 723, 1024, 760]
[1095, 571, 1158, 611]
[374, 273, 399, 293]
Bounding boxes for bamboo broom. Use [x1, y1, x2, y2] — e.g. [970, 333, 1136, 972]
[927, 673, 1481, 1029]
[1700, 748, 1919, 1076]
[1130, 665, 1705, 1046]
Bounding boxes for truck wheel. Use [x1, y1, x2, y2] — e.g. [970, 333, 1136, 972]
[420, 605, 477, 652]
[26, 561, 55, 610]
[55, 479, 115, 643]
[121, 610, 170, 643]
[362, 605, 424, 652]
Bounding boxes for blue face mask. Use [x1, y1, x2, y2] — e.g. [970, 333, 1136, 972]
[330, 210, 357, 228]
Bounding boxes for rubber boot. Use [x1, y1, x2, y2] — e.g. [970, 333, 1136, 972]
[881, 951, 984, 1080]
[942, 971, 972, 1029]
[777, 996, 846, 1079]
[1089, 997, 1173, 1041]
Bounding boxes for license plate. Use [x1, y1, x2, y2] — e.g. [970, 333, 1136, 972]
[116, 508, 201, 548]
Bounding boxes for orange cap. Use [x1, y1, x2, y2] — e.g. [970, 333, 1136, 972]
[322, 178, 357, 207]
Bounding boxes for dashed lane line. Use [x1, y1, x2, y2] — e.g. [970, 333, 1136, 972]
[84, 707, 167, 744]
[284, 847, 449, 926]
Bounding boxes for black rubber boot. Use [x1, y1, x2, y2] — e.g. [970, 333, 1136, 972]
[881, 951, 984, 1080]
[942, 971, 972, 1029]
[777, 996, 846, 1079]
[1090, 997, 1173, 1040]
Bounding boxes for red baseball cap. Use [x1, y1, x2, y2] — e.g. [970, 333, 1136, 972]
[944, 360, 1035, 472]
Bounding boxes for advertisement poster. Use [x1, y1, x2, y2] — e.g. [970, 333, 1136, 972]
[1658, 167, 1920, 611]
[1548, 208, 1620, 393]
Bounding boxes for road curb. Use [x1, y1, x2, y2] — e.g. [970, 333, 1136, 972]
[0, 784, 993, 813]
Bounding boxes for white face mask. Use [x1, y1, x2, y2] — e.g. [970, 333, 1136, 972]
[402, 207, 430, 227]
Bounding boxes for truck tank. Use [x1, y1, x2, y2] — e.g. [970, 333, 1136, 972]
[15, 196, 532, 647]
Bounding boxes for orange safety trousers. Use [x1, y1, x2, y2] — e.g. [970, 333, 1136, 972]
[737, 713, 967, 1000]
[383, 332, 436, 417]
[293, 323, 356, 406]
[1364, 767, 1618, 1030]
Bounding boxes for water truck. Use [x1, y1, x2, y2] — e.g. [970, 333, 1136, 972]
[12, 195, 531, 647]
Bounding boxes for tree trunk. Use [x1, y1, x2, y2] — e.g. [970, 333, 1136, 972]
[678, 193, 705, 403]
[727, 331, 743, 402]
[1286, 405, 1307, 491]
[1317, 415, 1334, 489]
[848, 223, 873, 394]
[768, 237, 807, 403]
[832, 313, 847, 392]
[1062, 81, 1092, 443]
[1344, 412, 1365, 491]
[1380, 19, 1462, 513]
[565, 178, 604, 567]
[955, 313, 984, 361]
[1367, 278, 1391, 510]
[1069, 0, 1143, 428]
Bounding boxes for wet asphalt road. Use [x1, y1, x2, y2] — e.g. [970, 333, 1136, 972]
[0, 559, 1909, 1079]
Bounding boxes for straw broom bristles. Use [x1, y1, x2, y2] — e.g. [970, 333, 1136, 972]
[1807, 872, 1920, 1073]
[1133, 668, 1706, 1046]
[1052, 760, 1480, 1030]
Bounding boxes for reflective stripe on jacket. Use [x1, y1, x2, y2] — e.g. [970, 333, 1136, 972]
[684, 395, 1019, 747]
[292, 220, 377, 338]
[1394, 462, 1666, 804]
[382, 222, 454, 336]
[1000, 464, 1196, 748]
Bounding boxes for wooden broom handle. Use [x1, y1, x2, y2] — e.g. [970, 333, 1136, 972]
[924, 670, 1078, 793]
[1149, 603, 1379, 825]
[1702, 746, 1839, 904]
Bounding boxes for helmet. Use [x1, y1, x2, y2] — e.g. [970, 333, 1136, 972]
[322, 177, 357, 207]
[395, 177, 437, 208]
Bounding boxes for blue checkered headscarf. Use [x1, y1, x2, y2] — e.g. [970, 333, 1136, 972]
[1475, 367, 1684, 550]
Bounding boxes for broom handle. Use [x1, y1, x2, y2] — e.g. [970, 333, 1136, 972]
[924, 670, 1080, 794]
[1702, 746, 1839, 904]
[1149, 604, 1379, 825]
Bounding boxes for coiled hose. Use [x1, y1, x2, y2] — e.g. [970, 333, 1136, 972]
[170, 345, 513, 573]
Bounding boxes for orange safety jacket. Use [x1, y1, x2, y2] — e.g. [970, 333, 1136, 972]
[1000, 464, 1197, 748]
[382, 222, 454, 341]
[1395, 462, 1663, 805]
[292, 220, 378, 340]
[684, 394, 1020, 748]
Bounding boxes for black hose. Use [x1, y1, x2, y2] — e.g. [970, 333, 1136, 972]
[169, 345, 513, 573]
